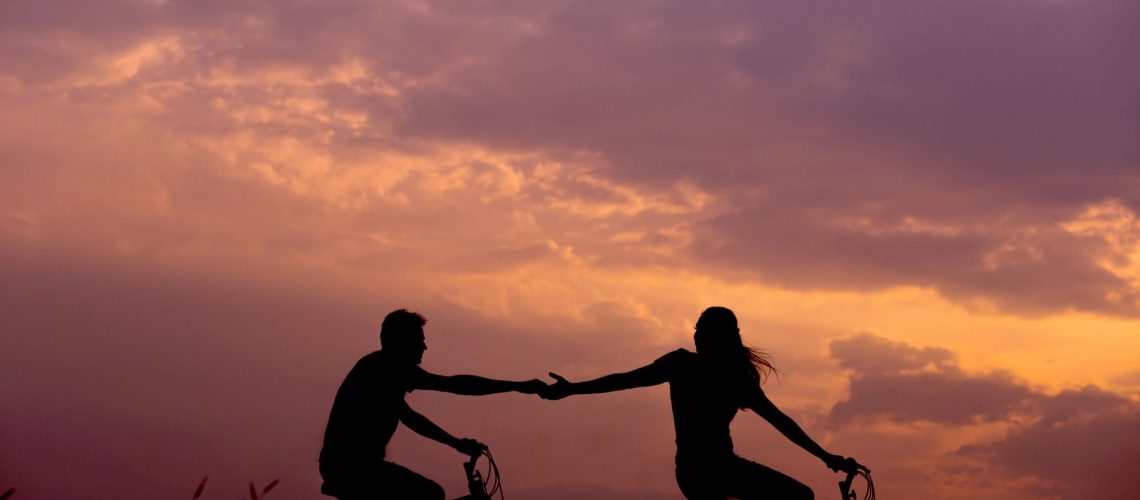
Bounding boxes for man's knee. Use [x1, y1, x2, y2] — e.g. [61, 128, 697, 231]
[423, 479, 445, 500]
[795, 483, 814, 500]
[775, 476, 813, 500]
[402, 471, 444, 500]
[393, 470, 444, 500]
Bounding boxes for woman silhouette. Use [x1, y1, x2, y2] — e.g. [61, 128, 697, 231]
[540, 306, 860, 499]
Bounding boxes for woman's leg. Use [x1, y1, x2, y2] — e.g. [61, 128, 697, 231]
[725, 456, 813, 500]
[675, 463, 728, 500]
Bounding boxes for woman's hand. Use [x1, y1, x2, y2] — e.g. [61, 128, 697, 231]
[538, 372, 574, 400]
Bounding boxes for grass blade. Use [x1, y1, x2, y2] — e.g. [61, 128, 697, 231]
[261, 479, 279, 495]
[192, 476, 208, 499]
[249, 482, 258, 500]
[0, 487, 13, 500]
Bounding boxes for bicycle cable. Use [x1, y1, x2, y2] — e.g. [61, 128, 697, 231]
[471, 448, 503, 500]
[852, 469, 875, 500]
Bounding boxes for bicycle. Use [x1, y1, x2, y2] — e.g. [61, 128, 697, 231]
[454, 445, 870, 500]
[837, 460, 875, 500]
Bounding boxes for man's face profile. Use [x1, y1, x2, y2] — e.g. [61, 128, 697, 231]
[388, 327, 427, 365]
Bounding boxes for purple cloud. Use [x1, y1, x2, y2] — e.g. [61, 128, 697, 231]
[958, 409, 1140, 500]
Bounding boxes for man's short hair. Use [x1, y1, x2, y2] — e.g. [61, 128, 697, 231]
[380, 309, 427, 347]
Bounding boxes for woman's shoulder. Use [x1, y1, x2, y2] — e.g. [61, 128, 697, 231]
[654, 348, 697, 368]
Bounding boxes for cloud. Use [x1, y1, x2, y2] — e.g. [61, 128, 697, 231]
[3, 0, 1137, 317]
[958, 407, 1140, 500]
[390, 0, 1140, 315]
[692, 203, 1140, 316]
[828, 332, 955, 375]
[831, 370, 1035, 426]
[828, 333, 1140, 499]
[1108, 370, 1140, 394]
[828, 334, 1138, 426]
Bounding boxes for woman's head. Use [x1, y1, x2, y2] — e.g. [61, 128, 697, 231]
[694, 306, 741, 356]
[694, 306, 776, 394]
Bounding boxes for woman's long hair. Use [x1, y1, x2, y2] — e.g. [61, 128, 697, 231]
[695, 307, 777, 406]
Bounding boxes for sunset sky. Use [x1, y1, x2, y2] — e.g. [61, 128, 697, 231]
[2, 1, 1139, 499]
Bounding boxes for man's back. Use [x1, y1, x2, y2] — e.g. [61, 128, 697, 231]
[319, 350, 425, 481]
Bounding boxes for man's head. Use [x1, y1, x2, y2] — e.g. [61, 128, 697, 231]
[380, 309, 428, 364]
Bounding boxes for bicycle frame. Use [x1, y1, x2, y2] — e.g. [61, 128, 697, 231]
[463, 454, 491, 500]
[838, 468, 857, 500]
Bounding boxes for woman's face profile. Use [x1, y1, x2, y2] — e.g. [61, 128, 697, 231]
[694, 324, 718, 354]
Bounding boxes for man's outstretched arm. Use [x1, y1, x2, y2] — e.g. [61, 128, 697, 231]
[417, 372, 545, 396]
[399, 402, 485, 456]
[539, 362, 669, 400]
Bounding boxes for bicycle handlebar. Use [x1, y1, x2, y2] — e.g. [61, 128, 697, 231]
[463, 448, 503, 500]
[837, 462, 874, 500]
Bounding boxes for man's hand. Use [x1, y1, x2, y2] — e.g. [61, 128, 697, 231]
[538, 372, 574, 400]
[454, 438, 487, 457]
[517, 379, 548, 394]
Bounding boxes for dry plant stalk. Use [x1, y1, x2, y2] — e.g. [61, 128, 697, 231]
[187, 477, 278, 499]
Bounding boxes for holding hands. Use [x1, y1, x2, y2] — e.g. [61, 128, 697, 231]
[516, 379, 548, 394]
[538, 372, 573, 400]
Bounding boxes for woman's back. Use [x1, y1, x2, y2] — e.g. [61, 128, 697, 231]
[655, 348, 755, 462]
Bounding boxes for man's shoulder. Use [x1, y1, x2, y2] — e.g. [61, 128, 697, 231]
[352, 349, 386, 368]
[353, 350, 426, 379]
[359, 349, 385, 362]
[346, 350, 397, 378]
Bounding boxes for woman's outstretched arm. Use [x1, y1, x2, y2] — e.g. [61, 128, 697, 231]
[540, 363, 668, 400]
[748, 388, 852, 471]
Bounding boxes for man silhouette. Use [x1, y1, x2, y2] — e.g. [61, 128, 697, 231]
[319, 309, 544, 499]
